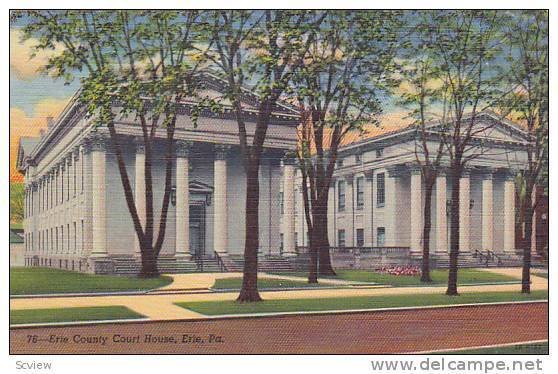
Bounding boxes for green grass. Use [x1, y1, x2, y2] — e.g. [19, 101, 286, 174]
[212, 277, 331, 290]
[10, 306, 144, 325]
[270, 269, 519, 287]
[10, 267, 173, 295]
[176, 290, 548, 316]
[443, 342, 548, 354]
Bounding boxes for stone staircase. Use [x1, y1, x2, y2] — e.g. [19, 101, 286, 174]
[111, 255, 215, 275]
[227, 254, 295, 273]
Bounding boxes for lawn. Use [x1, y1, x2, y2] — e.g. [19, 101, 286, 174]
[212, 277, 332, 290]
[10, 306, 144, 325]
[444, 342, 548, 354]
[176, 290, 547, 316]
[270, 269, 519, 287]
[10, 267, 172, 295]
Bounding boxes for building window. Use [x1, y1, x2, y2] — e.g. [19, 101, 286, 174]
[67, 223, 70, 252]
[73, 222, 77, 253]
[338, 229, 346, 248]
[356, 228, 364, 247]
[81, 152, 84, 193]
[66, 165, 70, 201]
[337, 159, 344, 168]
[280, 233, 284, 254]
[377, 227, 386, 247]
[81, 220, 84, 253]
[73, 159, 77, 197]
[338, 180, 346, 211]
[355, 154, 362, 163]
[56, 227, 59, 253]
[280, 192, 284, 215]
[61, 225, 64, 252]
[294, 232, 298, 247]
[376, 148, 384, 158]
[61, 170, 64, 204]
[356, 176, 364, 209]
[376, 172, 385, 207]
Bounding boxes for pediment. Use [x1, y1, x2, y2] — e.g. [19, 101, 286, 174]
[428, 112, 530, 144]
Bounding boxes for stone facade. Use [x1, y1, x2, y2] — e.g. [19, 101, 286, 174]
[17, 76, 298, 274]
[280, 112, 531, 268]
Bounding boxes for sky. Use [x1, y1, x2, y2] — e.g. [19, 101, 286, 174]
[10, 27, 81, 182]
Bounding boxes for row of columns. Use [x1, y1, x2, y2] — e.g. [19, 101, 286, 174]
[409, 168, 516, 255]
[123, 140, 231, 259]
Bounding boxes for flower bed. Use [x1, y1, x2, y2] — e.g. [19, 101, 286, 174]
[377, 265, 421, 276]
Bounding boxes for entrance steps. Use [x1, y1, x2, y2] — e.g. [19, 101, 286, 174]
[226, 255, 295, 273]
[111, 255, 198, 275]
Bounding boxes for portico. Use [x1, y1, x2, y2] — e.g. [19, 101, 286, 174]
[283, 111, 530, 268]
[17, 74, 299, 274]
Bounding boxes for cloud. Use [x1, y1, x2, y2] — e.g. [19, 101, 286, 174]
[10, 98, 69, 182]
[10, 29, 63, 81]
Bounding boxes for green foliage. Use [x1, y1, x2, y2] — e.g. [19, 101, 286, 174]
[498, 11, 548, 195]
[10, 183, 24, 226]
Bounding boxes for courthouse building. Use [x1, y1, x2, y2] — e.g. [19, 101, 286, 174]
[17, 74, 532, 273]
[16, 75, 298, 274]
[282, 112, 531, 268]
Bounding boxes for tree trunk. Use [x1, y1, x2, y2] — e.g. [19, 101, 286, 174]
[421, 176, 435, 283]
[521, 188, 534, 294]
[139, 241, 159, 278]
[237, 161, 263, 302]
[446, 166, 461, 296]
[308, 227, 318, 284]
[318, 204, 336, 276]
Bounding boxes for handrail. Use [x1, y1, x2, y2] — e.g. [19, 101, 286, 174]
[192, 253, 204, 272]
[486, 250, 503, 266]
[473, 249, 502, 267]
[214, 252, 227, 272]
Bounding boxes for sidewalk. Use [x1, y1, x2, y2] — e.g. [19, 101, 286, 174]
[10, 268, 547, 321]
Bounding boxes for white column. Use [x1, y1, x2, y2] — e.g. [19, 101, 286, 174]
[175, 141, 192, 258]
[459, 169, 471, 253]
[90, 135, 107, 257]
[385, 168, 398, 247]
[503, 172, 516, 253]
[134, 141, 146, 255]
[410, 166, 422, 254]
[213, 145, 228, 255]
[435, 171, 447, 253]
[282, 157, 297, 256]
[481, 172, 494, 251]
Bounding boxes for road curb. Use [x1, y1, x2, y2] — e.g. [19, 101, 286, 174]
[9, 299, 548, 329]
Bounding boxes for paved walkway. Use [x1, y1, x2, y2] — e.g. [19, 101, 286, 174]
[155, 271, 375, 292]
[10, 268, 547, 321]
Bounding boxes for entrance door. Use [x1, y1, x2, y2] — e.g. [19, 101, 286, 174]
[189, 204, 206, 257]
